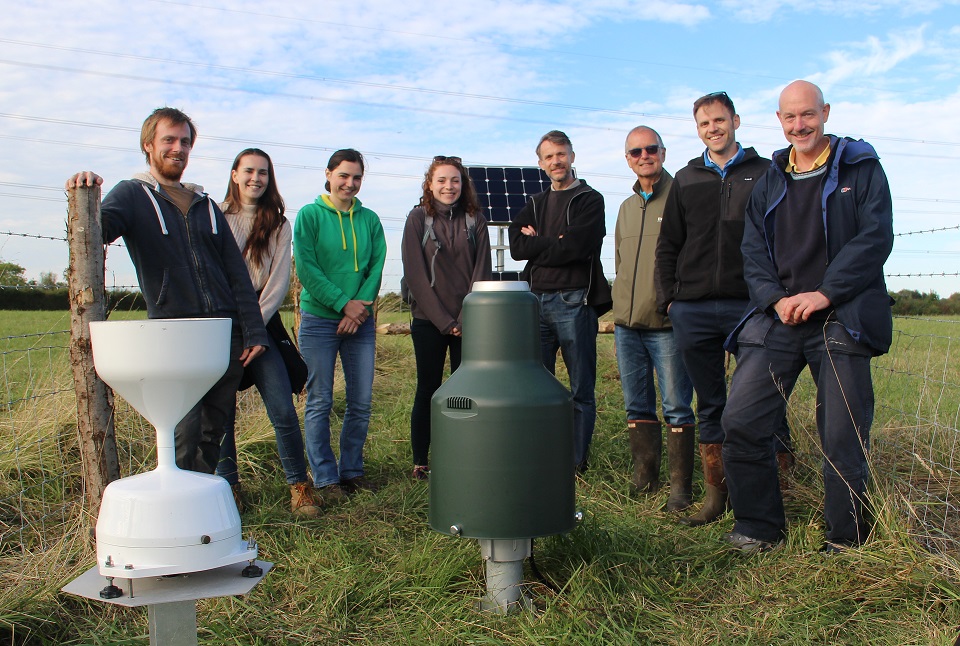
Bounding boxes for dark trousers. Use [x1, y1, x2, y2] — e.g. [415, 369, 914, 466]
[722, 314, 874, 544]
[175, 326, 245, 473]
[410, 317, 462, 466]
[669, 299, 791, 451]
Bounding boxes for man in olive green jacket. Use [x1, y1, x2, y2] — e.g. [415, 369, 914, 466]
[612, 126, 695, 509]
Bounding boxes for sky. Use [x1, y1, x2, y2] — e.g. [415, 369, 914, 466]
[3, 0, 960, 296]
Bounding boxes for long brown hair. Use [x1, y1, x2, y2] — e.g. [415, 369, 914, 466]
[419, 156, 482, 219]
[222, 148, 286, 267]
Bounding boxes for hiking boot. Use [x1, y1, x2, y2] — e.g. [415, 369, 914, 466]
[318, 483, 348, 505]
[290, 481, 322, 518]
[723, 531, 784, 554]
[412, 465, 429, 481]
[627, 420, 662, 494]
[340, 475, 377, 495]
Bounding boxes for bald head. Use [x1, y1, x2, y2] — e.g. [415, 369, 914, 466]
[777, 79, 831, 170]
[779, 80, 825, 112]
[625, 126, 663, 148]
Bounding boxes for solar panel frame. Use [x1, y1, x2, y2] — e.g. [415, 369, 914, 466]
[467, 166, 553, 223]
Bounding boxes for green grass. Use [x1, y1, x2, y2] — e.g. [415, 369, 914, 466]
[1, 308, 960, 644]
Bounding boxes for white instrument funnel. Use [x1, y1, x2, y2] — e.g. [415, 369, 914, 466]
[89, 318, 257, 583]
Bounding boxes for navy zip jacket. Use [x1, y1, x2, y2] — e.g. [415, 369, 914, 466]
[734, 136, 894, 355]
[100, 173, 268, 350]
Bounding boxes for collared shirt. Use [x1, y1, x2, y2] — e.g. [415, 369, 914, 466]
[703, 143, 744, 179]
[785, 142, 831, 173]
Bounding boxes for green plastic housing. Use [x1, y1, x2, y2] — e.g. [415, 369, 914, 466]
[428, 284, 575, 539]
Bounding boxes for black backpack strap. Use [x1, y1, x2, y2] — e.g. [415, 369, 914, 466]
[421, 214, 440, 287]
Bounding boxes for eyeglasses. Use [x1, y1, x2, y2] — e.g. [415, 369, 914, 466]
[626, 145, 663, 158]
[433, 155, 462, 164]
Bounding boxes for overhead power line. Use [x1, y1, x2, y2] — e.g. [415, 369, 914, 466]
[2, 41, 959, 149]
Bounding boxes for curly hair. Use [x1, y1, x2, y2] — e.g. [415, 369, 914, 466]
[418, 156, 482, 219]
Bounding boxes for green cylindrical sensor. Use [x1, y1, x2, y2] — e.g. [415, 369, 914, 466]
[429, 281, 576, 539]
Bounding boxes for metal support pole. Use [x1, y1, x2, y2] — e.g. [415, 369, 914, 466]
[478, 538, 532, 613]
[148, 601, 198, 646]
[493, 225, 508, 272]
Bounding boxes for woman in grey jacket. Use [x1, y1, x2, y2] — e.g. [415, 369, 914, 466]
[400, 156, 491, 479]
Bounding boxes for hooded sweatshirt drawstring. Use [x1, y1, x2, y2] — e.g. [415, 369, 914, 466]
[322, 194, 359, 272]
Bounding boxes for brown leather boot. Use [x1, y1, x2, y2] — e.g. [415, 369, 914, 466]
[679, 443, 728, 527]
[290, 481, 322, 517]
[664, 424, 695, 512]
[627, 420, 662, 493]
[777, 450, 795, 492]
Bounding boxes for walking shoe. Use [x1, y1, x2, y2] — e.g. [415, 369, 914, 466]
[412, 465, 429, 481]
[723, 531, 784, 554]
[318, 483, 348, 505]
[289, 481, 322, 518]
[340, 475, 377, 495]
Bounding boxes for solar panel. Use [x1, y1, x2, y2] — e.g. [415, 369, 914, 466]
[467, 166, 553, 223]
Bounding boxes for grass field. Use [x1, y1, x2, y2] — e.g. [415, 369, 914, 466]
[2, 307, 960, 644]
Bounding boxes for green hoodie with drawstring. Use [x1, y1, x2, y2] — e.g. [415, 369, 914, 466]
[293, 194, 387, 320]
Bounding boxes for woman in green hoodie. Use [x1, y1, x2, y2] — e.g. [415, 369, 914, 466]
[293, 149, 386, 499]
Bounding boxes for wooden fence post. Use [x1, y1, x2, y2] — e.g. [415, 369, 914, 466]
[67, 185, 120, 519]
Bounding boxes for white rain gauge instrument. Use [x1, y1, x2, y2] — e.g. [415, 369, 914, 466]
[87, 318, 260, 597]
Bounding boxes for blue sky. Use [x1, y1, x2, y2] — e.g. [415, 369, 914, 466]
[3, 0, 960, 295]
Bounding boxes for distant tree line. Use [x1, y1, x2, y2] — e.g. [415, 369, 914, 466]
[0, 260, 146, 311]
[888, 289, 960, 316]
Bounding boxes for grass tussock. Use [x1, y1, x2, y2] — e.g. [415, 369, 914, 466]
[1, 311, 960, 644]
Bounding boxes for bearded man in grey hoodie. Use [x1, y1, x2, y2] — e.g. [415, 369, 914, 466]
[67, 107, 267, 474]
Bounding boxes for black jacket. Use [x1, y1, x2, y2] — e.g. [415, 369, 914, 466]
[655, 147, 768, 311]
[508, 180, 610, 312]
[101, 174, 268, 349]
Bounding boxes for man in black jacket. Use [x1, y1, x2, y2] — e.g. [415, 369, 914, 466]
[721, 81, 893, 554]
[509, 130, 610, 473]
[655, 92, 791, 526]
[67, 107, 267, 474]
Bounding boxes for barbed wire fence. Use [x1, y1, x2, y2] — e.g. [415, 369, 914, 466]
[0, 210, 958, 579]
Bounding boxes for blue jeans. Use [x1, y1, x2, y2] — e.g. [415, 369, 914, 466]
[614, 326, 694, 426]
[537, 288, 598, 467]
[217, 342, 310, 486]
[668, 299, 791, 451]
[722, 314, 874, 544]
[298, 312, 375, 487]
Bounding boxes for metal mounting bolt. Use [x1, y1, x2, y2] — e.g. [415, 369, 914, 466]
[450, 525, 462, 537]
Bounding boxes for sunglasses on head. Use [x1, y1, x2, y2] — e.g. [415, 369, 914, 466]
[626, 145, 662, 158]
[698, 90, 730, 102]
[433, 155, 462, 164]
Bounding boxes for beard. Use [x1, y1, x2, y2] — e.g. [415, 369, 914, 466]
[151, 154, 186, 183]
